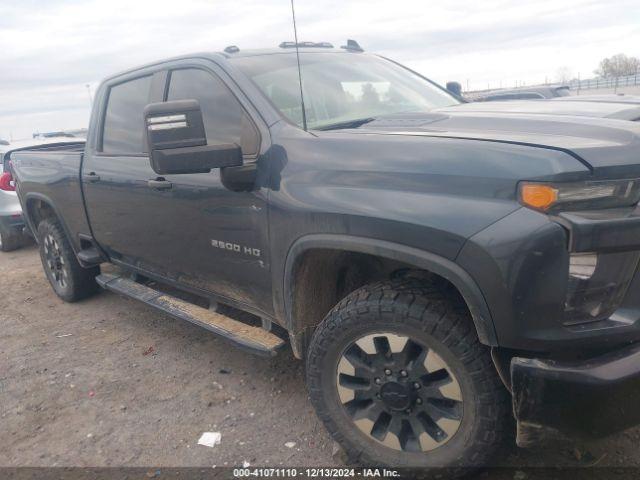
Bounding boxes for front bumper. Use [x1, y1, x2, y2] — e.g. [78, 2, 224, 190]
[511, 341, 640, 446]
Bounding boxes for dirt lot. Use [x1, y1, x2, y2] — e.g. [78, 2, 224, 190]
[2, 245, 640, 474]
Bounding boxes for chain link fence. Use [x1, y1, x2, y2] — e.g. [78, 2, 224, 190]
[465, 73, 640, 97]
[568, 73, 640, 92]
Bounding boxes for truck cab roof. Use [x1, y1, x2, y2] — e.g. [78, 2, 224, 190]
[219, 47, 349, 58]
[103, 42, 365, 82]
[220, 39, 363, 57]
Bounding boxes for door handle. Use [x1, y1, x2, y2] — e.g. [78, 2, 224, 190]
[83, 172, 100, 183]
[147, 178, 173, 190]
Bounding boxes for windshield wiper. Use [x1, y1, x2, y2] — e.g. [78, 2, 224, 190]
[314, 117, 376, 131]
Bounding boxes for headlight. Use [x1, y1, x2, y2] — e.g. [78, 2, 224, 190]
[565, 251, 640, 325]
[519, 179, 640, 212]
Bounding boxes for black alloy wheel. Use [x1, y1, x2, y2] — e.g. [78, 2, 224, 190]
[37, 217, 100, 302]
[42, 232, 68, 289]
[336, 332, 462, 452]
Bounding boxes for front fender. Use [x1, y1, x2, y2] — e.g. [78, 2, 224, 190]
[283, 234, 498, 347]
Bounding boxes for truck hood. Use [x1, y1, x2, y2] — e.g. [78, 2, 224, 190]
[336, 104, 640, 174]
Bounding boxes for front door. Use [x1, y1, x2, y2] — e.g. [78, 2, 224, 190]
[82, 64, 272, 314]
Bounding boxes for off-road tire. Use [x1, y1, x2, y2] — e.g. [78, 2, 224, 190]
[0, 229, 21, 252]
[37, 218, 100, 302]
[306, 278, 511, 471]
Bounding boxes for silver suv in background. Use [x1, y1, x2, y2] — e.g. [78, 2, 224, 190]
[0, 142, 27, 251]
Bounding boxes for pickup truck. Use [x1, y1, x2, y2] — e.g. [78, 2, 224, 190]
[10, 41, 640, 469]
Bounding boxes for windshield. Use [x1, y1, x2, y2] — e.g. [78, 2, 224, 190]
[231, 52, 459, 129]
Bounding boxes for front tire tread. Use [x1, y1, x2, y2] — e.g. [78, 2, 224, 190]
[306, 278, 510, 469]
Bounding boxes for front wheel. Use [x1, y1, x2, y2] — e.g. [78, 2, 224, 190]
[37, 218, 100, 302]
[306, 279, 511, 470]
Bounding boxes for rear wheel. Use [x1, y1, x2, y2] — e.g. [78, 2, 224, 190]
[306, 279, 510, 470]
[37, 218, 100, 302]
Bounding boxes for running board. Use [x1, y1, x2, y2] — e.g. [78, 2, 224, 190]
[96, 273, 285, 356]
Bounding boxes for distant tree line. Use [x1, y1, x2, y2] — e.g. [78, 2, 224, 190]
[595, 53, 640, 78]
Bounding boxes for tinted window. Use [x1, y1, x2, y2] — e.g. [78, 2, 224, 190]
[102, 75, 153, 153]
[167, 69, 258, 155]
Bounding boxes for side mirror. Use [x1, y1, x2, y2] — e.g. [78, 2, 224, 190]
[144, 100, 242, 175]
[446, 81, 462, 97]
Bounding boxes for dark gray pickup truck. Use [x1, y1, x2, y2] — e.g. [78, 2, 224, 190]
[9, 41, 640, 469]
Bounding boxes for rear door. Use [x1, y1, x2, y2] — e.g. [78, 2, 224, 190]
[82, 62, 273, 315]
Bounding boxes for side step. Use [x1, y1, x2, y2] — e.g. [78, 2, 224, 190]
[96, 273, 285, 356]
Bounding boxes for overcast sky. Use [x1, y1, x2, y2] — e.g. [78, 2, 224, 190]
[1, 0, 639, 140]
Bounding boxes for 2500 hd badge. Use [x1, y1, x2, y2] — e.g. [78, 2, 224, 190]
[211, 239, 261, 258]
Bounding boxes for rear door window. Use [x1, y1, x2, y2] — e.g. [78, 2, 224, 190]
[102, 75, 153, 154]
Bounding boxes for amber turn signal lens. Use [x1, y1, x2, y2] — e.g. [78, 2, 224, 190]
[520, 184, 558, 210]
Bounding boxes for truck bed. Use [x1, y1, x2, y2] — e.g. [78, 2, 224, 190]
[3, 141, 85, 171]
[9, 142, 91, 252]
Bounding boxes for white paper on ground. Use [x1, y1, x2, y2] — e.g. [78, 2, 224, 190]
[197, 432, 222, 448]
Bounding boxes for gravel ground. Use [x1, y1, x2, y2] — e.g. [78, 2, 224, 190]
[2, 245, 640, 476]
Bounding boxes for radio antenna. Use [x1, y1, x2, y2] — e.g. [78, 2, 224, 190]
[290, 0, 308, 131]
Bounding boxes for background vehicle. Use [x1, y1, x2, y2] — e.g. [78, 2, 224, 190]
[448, 85, 640, 121]
[10, 42, 640, 469]
[553, 93, 640, 105]
[467, 84, 571, 101]
[437, 96, 640, 122]
[0, 144, 23, 251]
[32, 128, 88, 140]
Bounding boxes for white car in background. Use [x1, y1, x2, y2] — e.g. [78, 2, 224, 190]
[1, 137, 82, 251]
